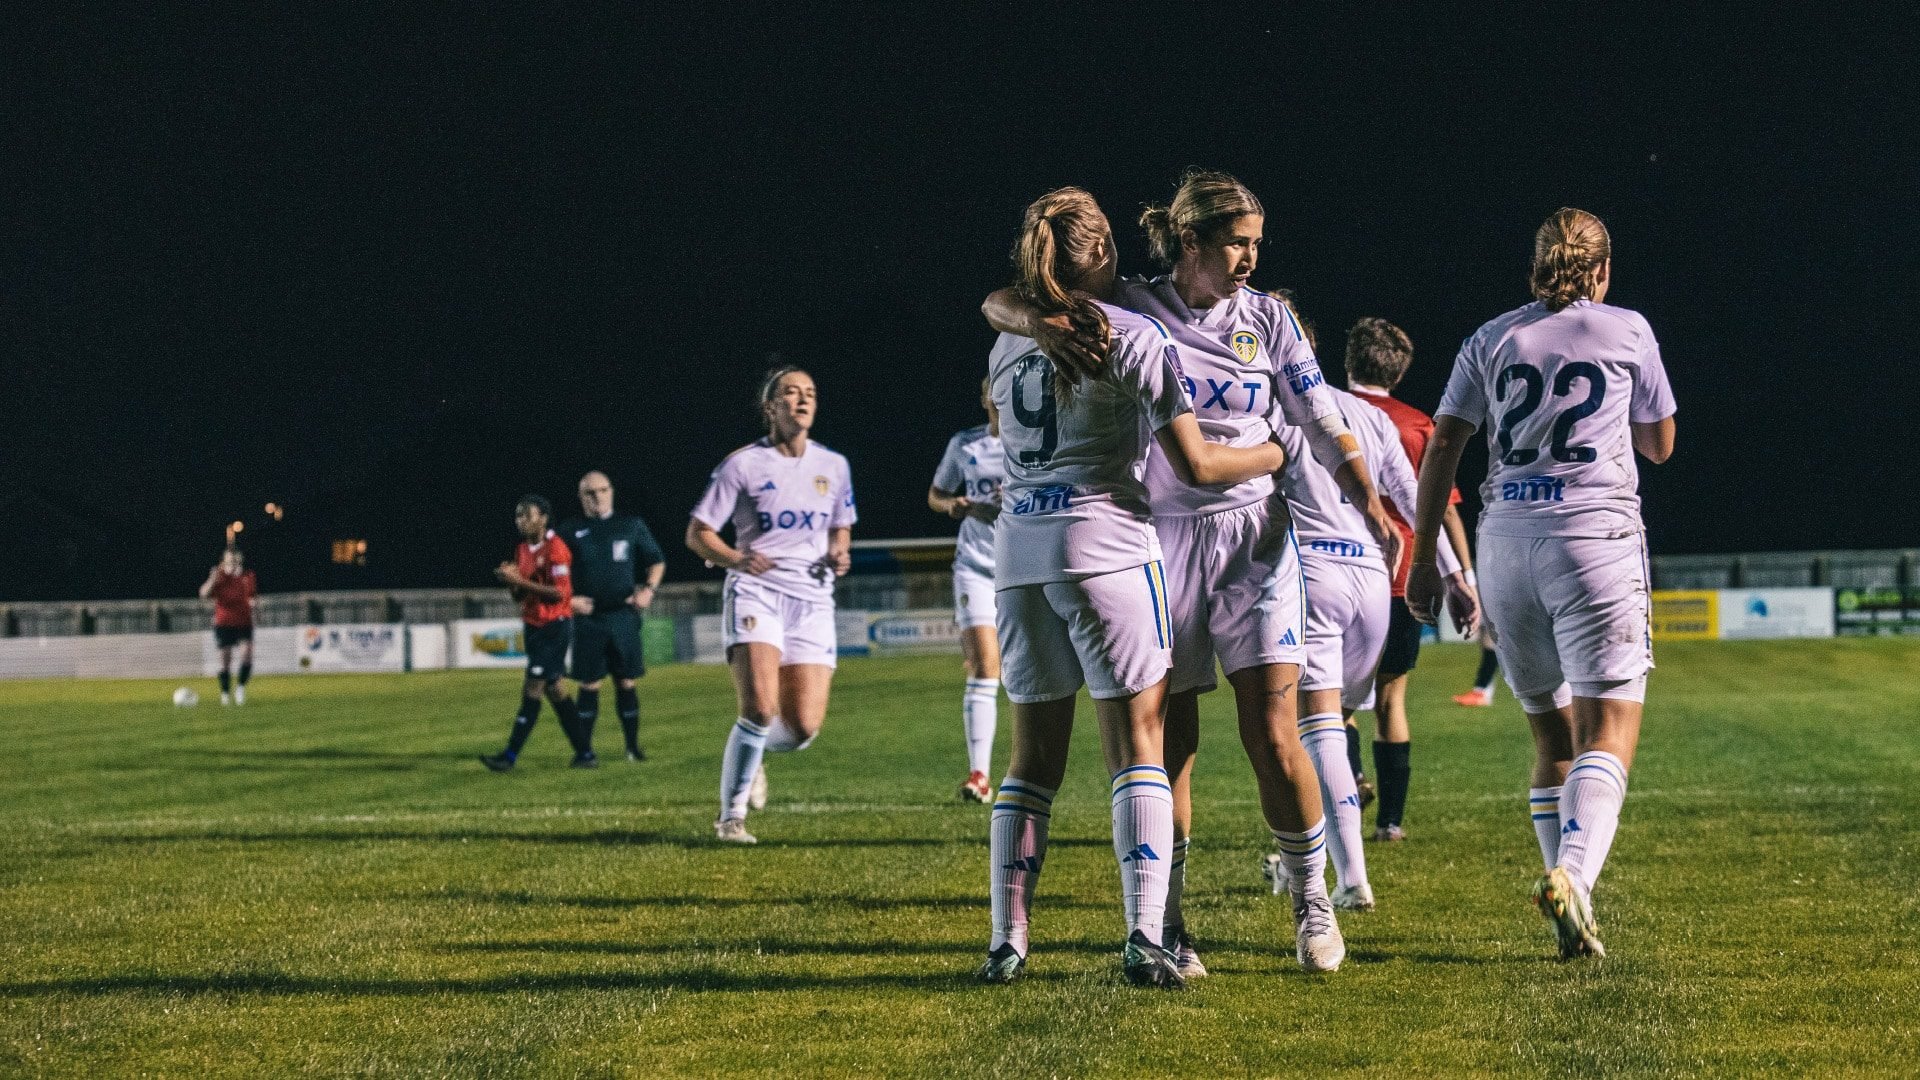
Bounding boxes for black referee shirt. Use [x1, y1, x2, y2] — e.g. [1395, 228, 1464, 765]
[558, 513, 666, 611]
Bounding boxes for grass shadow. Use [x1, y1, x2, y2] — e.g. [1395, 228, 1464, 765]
[90, 830, 959, 850]
[0, 967, 1069, 998]
[426, 888, 1108, 912]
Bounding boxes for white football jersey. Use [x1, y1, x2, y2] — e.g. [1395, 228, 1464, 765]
[690, 438, 858, 600]
[1117, 277, 1340, 517]
[1438, 300, 1676, 539]
[1277, 387, 1458, 575]
[931, 424, 1003, 578]
[991, 302, 1190, 588]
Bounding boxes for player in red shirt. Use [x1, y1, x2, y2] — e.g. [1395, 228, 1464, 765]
[1345, 318, 1478, 841]
[198, 549, 257, 705]
[480, 495, 594, 771]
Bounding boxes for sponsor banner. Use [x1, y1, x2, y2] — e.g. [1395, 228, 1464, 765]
[836, 610, 873, 656]
[690, 614, 725, 664]
[1649, 590, 1719, 640]
[408, 623, 450, 671]
[1834, 586, 1920, 637]
[298, 623, 405, 672]
[1718, 588, 1834, 640]
[451, 618, 533, 669]
[859, 610, 962, 655]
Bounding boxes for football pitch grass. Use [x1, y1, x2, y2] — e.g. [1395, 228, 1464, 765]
[3, 640, 1917, 1077]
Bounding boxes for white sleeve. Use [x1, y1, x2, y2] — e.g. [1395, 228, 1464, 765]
[690, 458, 743, 532]
[1630, 320, 1678, 423]
[831, 459, 858, 529]
[1435, 337, 1489, 427]
[1370, 418, 1458, 575]
[1268, 313, 1341, 428]
[930, 436, 966, 493]
[1129, 338, 1195, 433]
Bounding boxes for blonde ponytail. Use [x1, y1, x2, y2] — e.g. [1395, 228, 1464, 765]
[1011, 187, 1113, 398]
[1530, 208, 1611, 311]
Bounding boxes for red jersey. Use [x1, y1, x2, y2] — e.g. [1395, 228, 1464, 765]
[1350, 386, 1462, 597]
[515, 531, 573, 626]
[208, 570, 257, 627]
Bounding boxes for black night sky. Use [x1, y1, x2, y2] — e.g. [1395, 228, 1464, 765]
[7, 8, 1916, 601]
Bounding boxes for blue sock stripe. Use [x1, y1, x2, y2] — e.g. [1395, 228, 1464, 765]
[1111, 779, 1173, 796]
[1571, 752, 1628, 783]
[732, 719, 768, 739]
[1531, 812, 1560, 821]
[996, 781, 1055, 803]
[1110, 763, 1169, 781]
[1568, 760, 1627, 789]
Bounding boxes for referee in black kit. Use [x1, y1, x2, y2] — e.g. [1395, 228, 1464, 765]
[560, 470, 666, 763]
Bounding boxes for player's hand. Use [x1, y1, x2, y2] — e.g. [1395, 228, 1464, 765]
[966, 502, 1000, 523]
[570, 596, 594, 616]
[1366, 507, 1404, 576]
[1405, 562, 1444, 626]
[828, 548, 852, 577]
[945, 496, 973, 521]
[1032, 311, 1108, 382]
[632, 586, 655, 611]
[493, 561, 520, 584]
[1444, 573, 1481, 639]
[733, 551, 775, 576]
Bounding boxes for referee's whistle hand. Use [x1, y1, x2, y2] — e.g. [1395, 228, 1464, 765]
[571, 596, 594, 616]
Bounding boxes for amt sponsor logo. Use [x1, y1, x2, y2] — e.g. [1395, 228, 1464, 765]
[1502, 475, 1567, 502]
[1308, 539, 1367, 558]
[1011, 485, 1073, 515]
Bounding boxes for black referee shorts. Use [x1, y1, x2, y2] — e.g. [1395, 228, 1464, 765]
[1376, 597, 1424, 678]
[523, 619, 572, 682]
[570, 607, 644, 683]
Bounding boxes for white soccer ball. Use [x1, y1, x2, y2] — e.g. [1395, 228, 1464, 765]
[172, 686, 200, 708]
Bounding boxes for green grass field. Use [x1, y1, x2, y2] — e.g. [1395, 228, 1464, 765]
[4, 640, 1918, 1077]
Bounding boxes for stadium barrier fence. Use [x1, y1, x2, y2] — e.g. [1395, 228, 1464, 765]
[2, 547, 1913, 680]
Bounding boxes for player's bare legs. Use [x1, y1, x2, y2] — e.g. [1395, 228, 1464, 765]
[715, 642, 784, 840]
[958, 626, 1002, 802]
[1233, 662, 1343, 970]
[776, 663, 834, 745]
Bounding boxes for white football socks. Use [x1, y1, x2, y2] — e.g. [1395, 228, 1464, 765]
[1529, 785, 1564, 870]
[1163, 835, 1191, 939]
[763, 718, 815, 753]
[1110, 764, 1174, 946]
[963, 679, 998, 776]
[989, 777, 1055, 956]
[1557, 751, 1629, 892]
[1270, 820, 1330, 905]
[1299, 712, 1368, 891]
[719, 718, 769, 821]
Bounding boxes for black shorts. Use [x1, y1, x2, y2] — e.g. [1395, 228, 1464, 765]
[523, 619, 572, 682]
[1376, 597, 1424, 678]
[570, 607, 644, 683]
[214, 625, 254, 648]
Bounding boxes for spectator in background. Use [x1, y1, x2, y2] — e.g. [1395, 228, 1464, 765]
[199, 549, 256, 705]
[560, 470, 666, 763]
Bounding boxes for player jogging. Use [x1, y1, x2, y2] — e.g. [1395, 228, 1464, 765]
[1407, 208, 1677, 960]
[1345, 317, 1479, 841]
[1268, 319, 1477, 911]
[687, 366, 856, 845]
[984, 170, 1394, 976]
[480, 496, 593, 771]
[977, 187, 1285, 990]
[561, 471, 667, 764]
[929, 379, 1005, 803]
[199, 549, 256, 705]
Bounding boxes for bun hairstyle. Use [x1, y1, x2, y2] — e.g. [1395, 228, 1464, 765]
[1531, 208, 1611, 311]
[1344, 317, 1416, 390]
[1140, 169, 1265, 267]
[1012, 186, 1113, 398]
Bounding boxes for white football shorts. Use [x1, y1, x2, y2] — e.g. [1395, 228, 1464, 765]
[1300, 556, 1393, 712]
[996, 562, 1173, 704]
[1155, 498, 1306, 695]
[722, 573, 838, 668]
[1477, 531, 1653, 700]
[952, 565, 998, 629]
